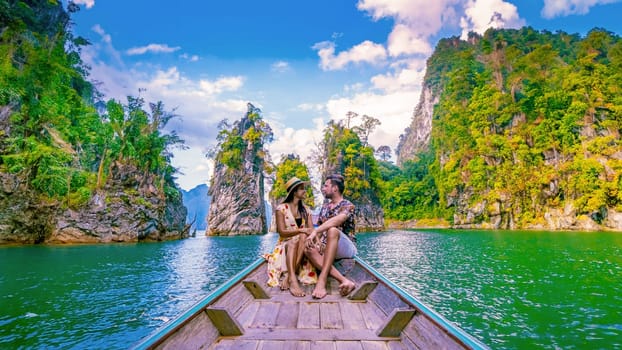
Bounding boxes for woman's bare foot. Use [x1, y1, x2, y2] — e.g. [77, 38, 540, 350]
[339, 279, 356, 296]
[289, 286, 305, 297]
[288, 275, 305, 297]
[312, 283, 328, 299]
[280, 277, 290, 291]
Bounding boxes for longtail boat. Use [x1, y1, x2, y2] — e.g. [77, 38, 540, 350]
[132, 256, 488, 349]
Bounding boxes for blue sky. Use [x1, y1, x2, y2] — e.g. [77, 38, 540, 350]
[68, 0, 622, 191]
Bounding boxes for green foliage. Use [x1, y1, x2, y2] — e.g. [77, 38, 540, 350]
[380, 151, 447, 220]
[0, 0, 185, 206]
[271, 154, 313, 207]
[315, 120, 382, 204]
[208, 104, 272, 174]
[393, 27, 622, 225]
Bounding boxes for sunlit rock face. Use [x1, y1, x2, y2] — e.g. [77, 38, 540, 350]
[396, 84, 437, 166]
[50, 163, 189, 243]
[0, 164, 189, 244]
[207, 104, 268, 236]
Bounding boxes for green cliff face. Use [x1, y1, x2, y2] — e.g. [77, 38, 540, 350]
[396, 27, 622, 230]
[316, 120, 385, 231]
[0, 1, 188, 243]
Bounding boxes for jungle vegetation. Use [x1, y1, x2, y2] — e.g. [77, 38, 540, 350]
[388, 27, 622, 225]
[0, 0, 185, 207]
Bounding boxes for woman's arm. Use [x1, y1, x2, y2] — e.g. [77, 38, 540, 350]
[305, 211, 314, 228]
[275, 209, 309, 238]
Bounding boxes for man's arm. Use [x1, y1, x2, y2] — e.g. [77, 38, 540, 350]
[314, 213, 348, 234]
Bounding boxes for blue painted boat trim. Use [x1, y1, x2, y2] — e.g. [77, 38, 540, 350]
[353, 256, 489, 350]
[131, 257, 265, 350]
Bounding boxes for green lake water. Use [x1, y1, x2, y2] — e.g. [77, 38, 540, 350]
[0, 230, 620, 349]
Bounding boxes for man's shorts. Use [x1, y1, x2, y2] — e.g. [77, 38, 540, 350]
[336, 230, 357, 259]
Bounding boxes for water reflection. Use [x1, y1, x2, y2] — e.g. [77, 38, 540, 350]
[1, 230, 620, 350]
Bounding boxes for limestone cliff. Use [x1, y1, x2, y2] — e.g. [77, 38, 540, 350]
[396, 84, 437, 166]
[0, 164, 189, 244]
[207, 103, 269, 235]
[394, 30, 622, 231]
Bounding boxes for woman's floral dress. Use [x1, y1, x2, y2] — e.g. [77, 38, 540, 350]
[263, 203, 317, 287]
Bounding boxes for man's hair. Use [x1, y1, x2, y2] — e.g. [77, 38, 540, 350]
[325, 174, 345, 194]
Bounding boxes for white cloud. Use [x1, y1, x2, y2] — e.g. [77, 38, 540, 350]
[541, 0, 620, 18]
[296, 103, 325, 112]
[371, 60, 427, 93]
[388, 24, 434, 57]
[198, 76, 244, 95]
[266, 117, 327, 188]
[313, 40, 387, 71]
[325, 90, 420, 157]
[73, 0, 95, 9]
[126, 44, 181, 55]
[460, 0, 525, 39]
[180, 53, 200, 62]
[271, 60, 291, 73]
[91, 24, 110, 43]
[357, 0, 461, 38]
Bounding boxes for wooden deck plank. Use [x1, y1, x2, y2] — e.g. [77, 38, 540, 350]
[295, 341, 311, 350]
[212, 283, 253, 315]
[320, 302, 343, 329]
[335, 340, 364, 350]
[236, 328, 398, 341]
[275, 302, 299, 328]
[298, 302, 320, 329]
[252, 302, 281, 328]
[157, 311, 218, 350]
[386, 340, 408, 350]
[237, 299, 260, 328]
[340, 301, 367, 330]
[403, 313, 465, 350]
[311, 341, 335, 350]
[360, 341, 389, 350]
[348, 281, 378, 301]
[258, 340, 286, 350]
[359, 300, 388, 330]
[268, 293, 350, 303]
[212, 339, 258, 350]
[368, 284, 409, 317]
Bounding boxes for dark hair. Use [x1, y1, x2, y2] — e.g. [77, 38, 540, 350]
[325, 174, 345, 194]
[283, 183, 308, 223]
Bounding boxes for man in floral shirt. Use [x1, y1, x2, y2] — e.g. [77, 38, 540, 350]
[305, 174, 357, 299]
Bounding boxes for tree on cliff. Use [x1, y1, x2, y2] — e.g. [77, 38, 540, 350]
[270, 154, 314, 207]
[0, 1, 186, 208]
[206, 103, 273, 235]
[0, 1, 189, 243]
[311, 117, 384, 231]
[391, 27, 622, 229]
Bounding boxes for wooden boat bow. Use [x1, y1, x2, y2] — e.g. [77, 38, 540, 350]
[132, 256, 488, 349]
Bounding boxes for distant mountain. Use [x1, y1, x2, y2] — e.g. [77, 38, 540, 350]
[182, 183, 273, 233]
[182, 184, 210, 230]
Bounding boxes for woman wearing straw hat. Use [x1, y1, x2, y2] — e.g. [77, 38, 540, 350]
[264, 177, 317, 296]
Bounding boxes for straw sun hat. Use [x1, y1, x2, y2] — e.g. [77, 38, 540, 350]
[284, 177, 310, 200]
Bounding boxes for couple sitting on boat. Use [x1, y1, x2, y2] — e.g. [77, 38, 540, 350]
[264, 174, 357, 299]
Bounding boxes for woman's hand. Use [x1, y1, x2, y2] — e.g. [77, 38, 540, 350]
[300, 227, 314, 235]
[305, 230, 318, 249]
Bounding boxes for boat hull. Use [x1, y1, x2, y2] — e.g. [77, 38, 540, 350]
[132, 257, 488, 349]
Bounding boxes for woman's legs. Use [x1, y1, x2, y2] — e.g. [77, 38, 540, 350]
[285, 234, 306, 297]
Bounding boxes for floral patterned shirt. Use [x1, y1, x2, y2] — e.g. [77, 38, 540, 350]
[317, 199, 356, 243]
